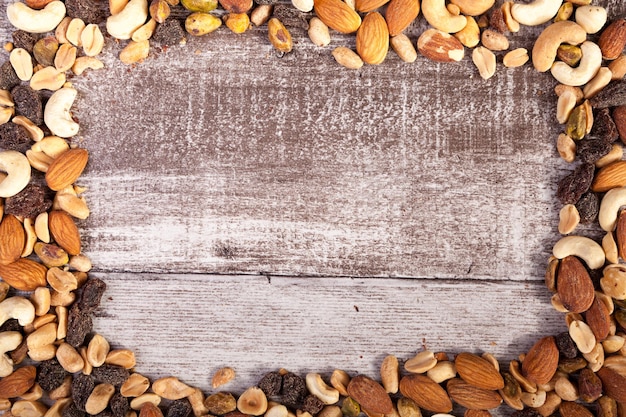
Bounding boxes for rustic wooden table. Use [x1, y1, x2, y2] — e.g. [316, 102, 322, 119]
[1, 0, 625, 407]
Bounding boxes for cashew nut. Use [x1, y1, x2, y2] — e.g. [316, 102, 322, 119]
[44, 87, 79, 138]
[306, 373, 340, 404]
[511, 0, 562, 26]
[599, 187, 626, 231]
[0, 150, 31, 198]
[575, 6, 607, 34]
[551, 41, 602, 87]
[449, 0, 494, 16]
[0, 296, 35, 327]
[106, 0, 149, 40]
[552, 235, 605, 270]
[532, 21, 587, 72]
[421, 0, 467, 33]
[7, 1, 66, 33]
[0, 332, 22, 377]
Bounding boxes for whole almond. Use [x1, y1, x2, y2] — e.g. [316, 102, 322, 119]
[585, 296, 611, 342]
[347, 375, 393, 414]
[614, 106, 626, 143]
[0, 258, 48, 291]
[597, 367, 626, 402]
[139, 403, 164, 417]
[0, 366, 36, 398]
[24, 0, 55, 8]
[385, 0, 419, 36]
[48, 210, 81, 256]
[313, 0, 362, 34]
[417, 29, 465, 63]
[454, 352, 504, 390]
[0, 215, 25, 265]
[356, 12, 389, 65]
[592, 160, 626, 192]
[559, 401, 595, 417]
[557, 255, 595, 313]
[355, 0, 388, 12]
[399, 374, 452, 413]
[599, 19, 626, 60]
[45, 148, 89, 191]
[521, 336, 559, 385]
[446, 378, 502, 410]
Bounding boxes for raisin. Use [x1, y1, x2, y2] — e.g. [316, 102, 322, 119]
[95, 411, 115, 417]
[0, 318, 22, 333]
[0, 123, 32, 153]
[37, 359, 68, 392]
[205, 392, 237, 415]
[281, 372, 307, 409]
[63, 403, 86, 417]
[12, 30, 39, 53]
[489, 8, 507, 33]
[167, 399, 193, 417]
[591, 108, 619, 144]
[5, 184, 53, 219]
[301, 395, 324, 415]
[110, 392, 130, 417]
[556, 163, 595, 205]
[555, 332, 578, 359]
[511, 409, 542, 417]
[152, 20, 186, 47]
[590, 80, 626, 109]
[0, 61, 20, 91]
[271, 5, 309, 30]
[575, 192, 599, 224]
[11, 85, 43, 126]
[65, 0, 104, 23]
[72, 373, 95, 411]
[92, 364, 130, 387]
[258, 372, 282, 397]
[66, 304, 93, 348]
[78, 277, 107, 312]
[577, 138, 612, 164]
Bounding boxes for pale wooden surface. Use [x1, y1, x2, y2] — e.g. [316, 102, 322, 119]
[1, 0, 625, 404]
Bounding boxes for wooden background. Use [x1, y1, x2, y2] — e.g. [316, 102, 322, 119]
[2, 0, 626, 406]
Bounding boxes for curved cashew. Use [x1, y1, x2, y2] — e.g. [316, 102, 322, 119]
[0, 296, 35, 327]
[599, 187, 626, 231]
[306, 373, 340, 404]
[511, 0, 562, 26]
[0, 332, 22, 377]
[551, 41, 602, 87]
[575, 6, 607, 34]
[449, 0, 494, 16]
[421, 0, 467, 33]
[106, 0, 149, 40]
[552, 235, 605, 270]
[7, 1, 66, 33]
[532, 21, 587, 72]
[44, 87, 79, 138]
[0, 150, 31, 198]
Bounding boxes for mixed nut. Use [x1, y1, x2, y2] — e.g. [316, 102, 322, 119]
[1, 1, 626, 417]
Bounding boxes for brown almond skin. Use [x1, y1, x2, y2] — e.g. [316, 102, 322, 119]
[599, 19, 626, 60]
[347, 375, 393, 415]
[386, 0, 420, 36]
[614, 106, 626, 144]
[355, 0, 389, 12]
[139, 403, 164, 417]
[0, 366, 37, 398]
[585, 296, 611, 342]
[446, 378, 502, 410]
[521, 336, 559, 385]
[48, 210, 81, 256]
[399, 374, 452, 413]
[560, 401, 595, 417]
[356, 12, 389, 65]
[455, 352, 504, 390]
[592, 160, 626, 192]
[313, 0, 362, 34]
[0, 215, 25, 265]
[45, 148, 89, 192]
[0, 258, 48, 291]
[557, 256, 595, 313]
[597, 367, 626, 403]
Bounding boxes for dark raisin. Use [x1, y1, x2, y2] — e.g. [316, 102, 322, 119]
[301, 395, 324, 415]
[65, 0, 104, 23]
[110, 392, 130, 417]
[556, 163, 595, 205]
[78, 277, 107, 312]
[152, 20, 186, 47]
[258, 372, 282, 397]
[92, 364, 130, 387]
[37, 359, 68, 392]
[281, 372, 307, 409]
[578, 367, 602, 403]
[590, 80, 626, 109]
[167, 399, 193, 417]
[12, 30, 39, 53]
[591, 108, 619, 144]
[577, 137, 612, 164]
[5, 184, 53, 219]
[555, 332, 578, 359]
[66, 304, 93, 348]
[489, 8, 507, 33]
[95, 411, 115, 417]
[511, 409, 542, 417]
[0, 61, 20, 91]
[11, 85, 43, 126]
[72, 374, 95, 411]
[0, 123, 32, 153]
[63, 403, 86, 417]
[0, 318, 22, 333]
[272, 5, 309, 30]
[575, 192, 599, 224]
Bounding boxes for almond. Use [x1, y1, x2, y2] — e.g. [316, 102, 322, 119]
[454, 352, 504, 390]
[417, 28, 465, 63]
[385, 0, 419, 36]
[399, 374, 452, 413]
[614, 106, 626, 143]
[356, 12, 389, 65]
[521, 336, 559, 385]
[599, 19, 626, 60]
[0, 215, 25, 265]
[617, 209, 626, 260]
[585, 296, 611, 342]
[48, 210, 81, 256]
[0, 258, 48, 291]
[218, 0, 252, 12]
[139, 403, 164, 417]
[0, 366, 36, 398]
[446, 378, 502, 410]
[559, 401, 594, 417]
[557, 256, 595, 313]
[355, 0, 388, 13]
[346, 375, 393, 415]
[592, 160, 626, 192]
[45, 148, 89, 192]
[313, 0, 362, 34]
[597, 366, 626, 402]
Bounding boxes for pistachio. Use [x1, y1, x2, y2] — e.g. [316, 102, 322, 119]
[268, 18, 292, 53]
[185, 13, 221, 36]
[180, 0, 217, 12]
[566, 104, 587, 140]
[554, 1, 574, 22]
[557, 45, 583, 67]
[224, 13, 250, 34]
[149, 0, 170, 23]
[34, 243, 68, 267]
